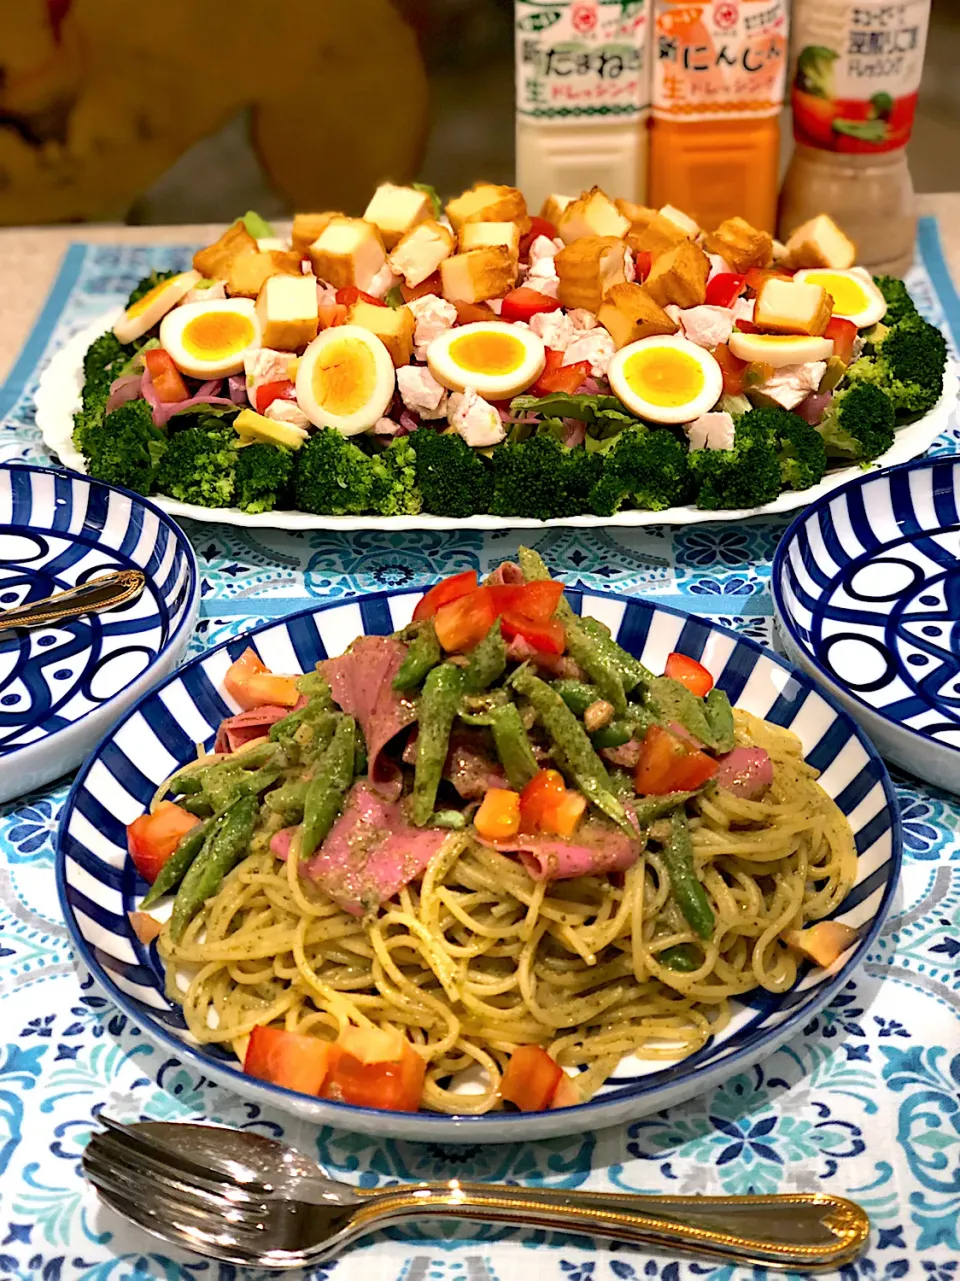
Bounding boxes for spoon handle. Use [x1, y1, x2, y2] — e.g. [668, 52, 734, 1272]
[352, 1185, 869, 1271]
[0, 569, 145, 630]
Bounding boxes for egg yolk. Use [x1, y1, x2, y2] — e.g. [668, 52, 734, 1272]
[312, 338, 376, 415]
[805, 272, 868, 316]
[623, 347, 705, 408]
[182, 311, 255, 359]
[127, 275, 183, 318]
[448, 331, 526, 375]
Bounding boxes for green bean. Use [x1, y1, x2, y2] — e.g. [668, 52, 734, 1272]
[489, 703, 539, 790]
[632, 791, 696, 826]
[264, 778, 309, 823]
[517, 547, 576, 624]
[462, 621, 507, 694]
[662, 809, 714, 940]
[300, 717, 357, 858]
[393, 622, 441, 691]
[705, 688, 736, 754]
[140, 817, 212, 909]
[296, 669, 334, 710]
[431, 810, 467, 830]
[554, 679, 600, 717]
[412, 664, 464, 826]
[510, 666, 633, 836]
[170, 741, 278, 798]
[269, 701, 335, 746]
[657, 943, 701, 973]
[180, 795, 213, 817]
[577, 616, 653, 692]
[590, 720, 632, 750]
[650, 676, 715, 748]
[204, 762, 282, 813]
[170, 795, 259, 942]
[565, 619, 627, 715]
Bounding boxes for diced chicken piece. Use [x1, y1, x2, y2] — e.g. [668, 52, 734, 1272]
[440, 246, 516, 304]
[292, 212, 339, 258]
[364, 262, 402, 300]
[307, 217, 387, 291]
[615, 197, 656, 230]
[754, 361, 827, 410]
[540, 193, 575, 224]
[264, 399, 311, 430]
[527, 234, 562, 263]
[448, 387, 506, 447]
[193, 220, 259, 281]
[487, 298, 503, 315]
[783, 214, 856, 270]
[256, 274, 320, 352]
[702, 217, 774, 273]
[363, 183, 433, 250]
[459, 221, 522, 264]
[529, 309, 577, 351]
[784, 921, 859, 969]
[446, 183, 529, 234]
[567, 308, 599, 331]
[244, 347, 297, 404]
[643, 240, 710, 309]
[659, 204, 699, 237]
[180, 280, 227, 306]
[317, 280, 338, 307]
[685, 412, 736, 451]
[555, 236, 630, 312]
[373, 417, 402, 436]
[398, 365, 448, 419]
[556, 186, 631, 244]
[227, 248, 302, 299]
[525, 253, 560, 298]
[754, 278, 833, 336]
[406, 293, 458, 358]
[346, 299, 414, 367]
[596, 283, 679, 349]
[626, 213, 690, 261]
[706, 252, 733, 279]
[388, 219, 455, 289]
[562, 329, 615, 378]
[676, 305, 734, 349]
[732, 296, 756, 324]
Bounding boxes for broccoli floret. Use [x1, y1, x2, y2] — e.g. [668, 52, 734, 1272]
[735, 405, 827, 491]
[370, 437, 422, 516]
[155, 421, 237, 507]
[73, 329, 147, 453]
[234, 443, 294, 514]
[410, 428, 493, 518]
[126, 270, 179, 309]
[795, 45, 837, 98]
[490, 434, 602, 520]
[83, 330, 127, 383]
[83, 400, 167, 495]
[847, 314, 946, 417]
[293, 428, 380, 515]
[816, 383, 895, 461]
[874, 275, 918, 326]
[689, 412, 782, 510]
[588, 428, 691, 516]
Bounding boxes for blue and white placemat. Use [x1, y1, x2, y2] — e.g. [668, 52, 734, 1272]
[0, 224, 957, 1281]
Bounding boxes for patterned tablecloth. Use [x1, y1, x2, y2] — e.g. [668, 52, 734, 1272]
[0, 224, 958, 1281]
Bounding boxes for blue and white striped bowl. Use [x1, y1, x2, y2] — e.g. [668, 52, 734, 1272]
[0, 465, 198, 801]
[773, 456, 960, 797]
[56, 588, 900, 1142]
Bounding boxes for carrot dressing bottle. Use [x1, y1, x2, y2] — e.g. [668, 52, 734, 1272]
[647, 0, 789, 232]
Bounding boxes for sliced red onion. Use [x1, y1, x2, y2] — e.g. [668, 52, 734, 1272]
[796, 390, 832, 425]
[561, 417, 586, 448]
[227, 375, 247, 404]
[140, 366, 161, 415]
[581, 376, 601, 394]
[106, 372, 144, 414]
[398, 410, 421, 433]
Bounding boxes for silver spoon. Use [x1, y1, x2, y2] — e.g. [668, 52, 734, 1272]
[0, 568, 145, 630]
[82, 1117, 869, 1272]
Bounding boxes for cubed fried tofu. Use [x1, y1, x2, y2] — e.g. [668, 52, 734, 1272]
[556, 187, 631, 244]
[615, 198, 656, 230]
[291, 212, 340, 258]
[255, 274, 319, 351]
[643, 240, 710, 309]
[439, 245, 517, 303]
[754, 277, 833, 336]
[227, 249, 303, 299]
[363, 183, 433, 251]
[307, 217, 387, 290]
[784, 214, 857, 270]
[458, 220, 522, 263]
[346, 299, 415, 367]
[555, 236, 630, 312]
[388, 218, 455, 288]
[626, 213, 690, 260]
[193, 221, 259, 280]
[597, 283, 680, 349]
[702, 216, 773, 272]
[540, 193, 575, 225]
[659, 205, 700, 238]
[445, 183, 530, 234]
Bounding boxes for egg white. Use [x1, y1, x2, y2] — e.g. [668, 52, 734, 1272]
[793, 267, 887, 328]
[427, 321, 545, 399]
[113, 270, 201, 344]
[296, 325, 396, 435]
[728, 332, 834, 368]
[160, 299, 261, 378]
[608, 335, 722, 425]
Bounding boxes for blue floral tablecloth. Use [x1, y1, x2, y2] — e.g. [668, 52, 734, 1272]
[0, 222, 958, 1281]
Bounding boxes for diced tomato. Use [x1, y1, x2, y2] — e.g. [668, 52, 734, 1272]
[413, 570, 479, 622]
[500, 612, 565, 655]
[501, 1045, 563, 1112]
[143, 349, 188, 403]
[542, 789, 587, 837]
[634, 725, 719, 796]
[744, 266, 792, 293]
[733, 318, 759, 334]
[713, 342, 748, 396]
[127, 801, 200, 884]
[487, 579, 564, 623]
[245, 1025, 331, 1095]
[323, 1026, 425, 1112]
[255, 379, 296, 414]
[784, 921, 859, 969]
[335, 286, 385, 307]
[224, 647, 299, 711]
[705, 273, 747, 308]
[434, 588, 497, 653]
[664, 652, 714, 697]
[400, 271, 442, 302]
[317, 303, 348, 329]
[475, 788, 521, 841]
[824, 316, 857, 365]
[519, 215, 559, 258]
[500, 287, 562, 323]
[532, 356, 591, 397]
[633, 250, 652, 282]
[453, 300, 494, 325]
[550, 1074, 581, 1109]
[519, 769, 567, 833]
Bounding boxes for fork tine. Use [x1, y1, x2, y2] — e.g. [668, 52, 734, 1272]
[97, 1115, 269, 1192]
[89, 1130, 262, 1205]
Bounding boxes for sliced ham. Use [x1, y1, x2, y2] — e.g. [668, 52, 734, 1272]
[322, 636, 417, 799]
[485, 561, 525, 587]
[214, 699, 304, 753]
[484, 819, 640, 881]
[445, 731, 506, 799]
[504, 633, 585, 680]
[714, 746, 773, 798]
[602, 740, 642, 769]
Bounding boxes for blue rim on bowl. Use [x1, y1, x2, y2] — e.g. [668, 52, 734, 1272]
[56, 586, 902, 1141]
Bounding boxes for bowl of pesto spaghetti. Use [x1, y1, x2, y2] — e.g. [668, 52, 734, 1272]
[56, 550, 900, 1141]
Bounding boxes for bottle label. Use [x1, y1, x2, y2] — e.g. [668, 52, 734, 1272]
[650, 0, 789, 121]
[790, 0, 930, 153]
[515, 0, 650, 121]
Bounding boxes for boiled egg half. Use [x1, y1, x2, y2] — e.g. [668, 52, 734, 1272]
[295, 325, 396, 435]
[427, 321, 546, 399]
[608, 335, 722, 424]
[160, 298, 261, 378]
[113, 270, 201, 344]
[793, 267, 887, 328]
[728, 332, 834, 368]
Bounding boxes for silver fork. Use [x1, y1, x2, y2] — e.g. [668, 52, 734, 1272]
[82, 1118, 870, 1272]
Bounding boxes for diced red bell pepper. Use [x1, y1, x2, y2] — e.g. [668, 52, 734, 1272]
[824, 316, 857, 365]
[733, 318, 759, 334]
[634, 725, 718, 796]
[633, 250, 652, 282]
[500, 612, 565, 655]
[413, 571, 479, 622]
[519, 215, 559, 258]
[475, 788, 521, 840]
[323, 1026, 425, 1112]
[501, 1045, 564, 1112]
[664, 652, 714, 697]
[713, 343, 749, 396]
[255, 379, 297, 414]
[400, 271, 443, 302]
[487, 579, 565, 623]
[127, 801, 201, 885]
[531, 347, 591, 396]
[317, 303, 348, 329]
[335, 286, 386, 307]
[500, 287, 562, 323]
[244, 1026, 331, 1095]
[144, 349, 189, 403]
[434, 588, 497, 653]
[224, 647, 299, 711]
[705, 273, 747, 308]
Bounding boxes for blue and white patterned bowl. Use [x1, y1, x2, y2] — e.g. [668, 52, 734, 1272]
[0, 464, 199, 801]
[56, 587, 900, 1142]
[773, 456, 960, 797]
